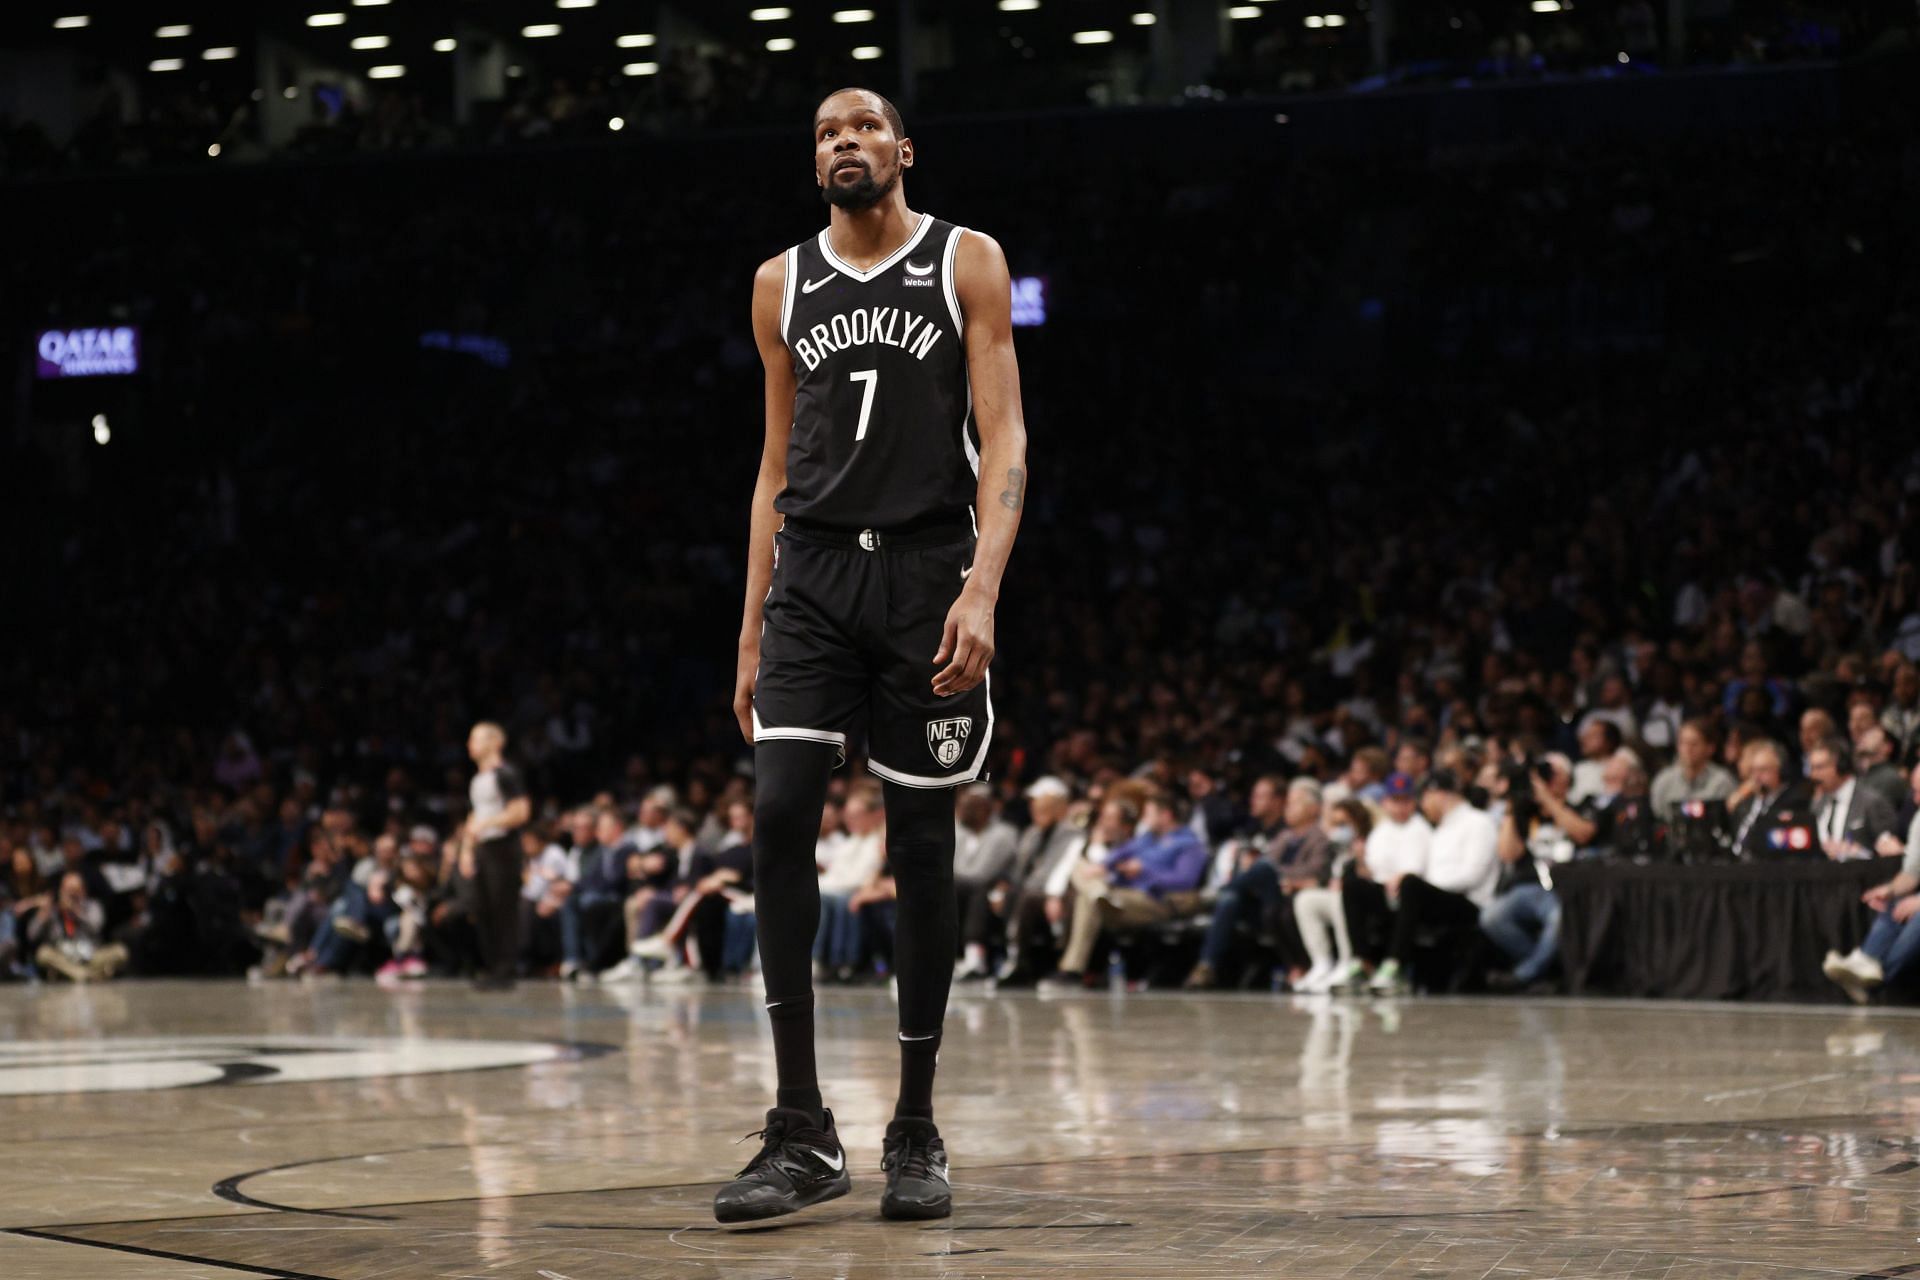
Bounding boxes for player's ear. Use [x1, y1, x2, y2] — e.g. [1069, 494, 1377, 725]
[898, 137, 914, 169]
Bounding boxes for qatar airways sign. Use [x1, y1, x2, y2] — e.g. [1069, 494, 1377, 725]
[36, 326, 140, 378]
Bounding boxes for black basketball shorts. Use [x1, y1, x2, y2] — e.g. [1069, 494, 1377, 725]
[752, 520, 993, 788]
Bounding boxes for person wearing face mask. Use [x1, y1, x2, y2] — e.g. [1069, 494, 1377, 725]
[1339, 771, 1431, 973]
[1291, 799, 1373, 993]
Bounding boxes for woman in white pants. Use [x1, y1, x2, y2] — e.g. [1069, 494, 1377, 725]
[1294, 771, 1435, 991]
[1293, 799, 1373, 993]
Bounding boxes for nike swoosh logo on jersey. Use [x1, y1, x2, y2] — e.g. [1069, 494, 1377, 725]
[904, 259, 935, 276]
[801, 273, 838, 293]
[960, 564, 973, 580]
[804, 1146, 846, 1172]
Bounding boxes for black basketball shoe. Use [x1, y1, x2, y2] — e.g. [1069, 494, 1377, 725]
[879, 1117, 951, 1220]
[712, 1106, 852, 1224]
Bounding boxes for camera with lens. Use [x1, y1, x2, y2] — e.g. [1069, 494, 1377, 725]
[1502, 758, 1554, 828]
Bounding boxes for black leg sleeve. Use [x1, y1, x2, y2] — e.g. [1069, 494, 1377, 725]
[879, 780, 958, 1035]
[751, 739, 837, 1116]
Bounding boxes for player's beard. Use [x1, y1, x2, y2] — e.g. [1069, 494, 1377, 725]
[823, 164, 896, 210]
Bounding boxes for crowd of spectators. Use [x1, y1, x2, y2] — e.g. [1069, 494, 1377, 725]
[2, 76, 1917, 997]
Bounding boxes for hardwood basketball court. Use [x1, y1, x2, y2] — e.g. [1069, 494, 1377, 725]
[1, 980, 1914, 1278]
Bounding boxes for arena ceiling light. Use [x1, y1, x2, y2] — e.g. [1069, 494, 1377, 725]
[750, 7, 792, 19]
[766, 36, 796, 50]
[607, 116, 624, 130]
[155, 24, 192, 37]
[622, 61, 659, 75]
[352, 0, 390, 6]
[433, 37, 457, 51]
[1072, 30, 1114, 43]
[1304, 13, 1346, 25]
[203, 46, 238, 60]
[616, 33, 656, 46]
[350, 34, 389, 49]
[521, 23, 562, 37]
[557, 0, 598, 8]
[997, 0, 1040, 10]
[832, 9, 875, 21]
[1227, 6, 1261, 17]
[149, 57, 185, 71]
[307, 13, 347, 27]
[1531, 0, 1565, 9]
[53, 15, 91, 28]
[368, 63, 405, 78]
[1131, 12, 1156, 24]
[851, 45, 882, 59]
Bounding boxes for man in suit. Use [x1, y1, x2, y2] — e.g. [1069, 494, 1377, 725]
[1809, 737, 1898, 861]
[1726, 738, 1812, 859]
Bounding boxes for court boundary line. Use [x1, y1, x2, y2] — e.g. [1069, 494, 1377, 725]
[5, 1226, 342, 1280]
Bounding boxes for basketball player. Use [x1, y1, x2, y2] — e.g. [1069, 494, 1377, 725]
[715, 87, 1028, 1224]
[461, 721, 530, 991]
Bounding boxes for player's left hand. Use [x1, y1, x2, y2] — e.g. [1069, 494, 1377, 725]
[932, 589, 995, 696]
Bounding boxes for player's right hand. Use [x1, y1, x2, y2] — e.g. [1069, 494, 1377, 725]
[733, 644, 759, 744]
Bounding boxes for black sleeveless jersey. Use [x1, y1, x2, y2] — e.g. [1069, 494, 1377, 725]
[774, 212, 979, 531]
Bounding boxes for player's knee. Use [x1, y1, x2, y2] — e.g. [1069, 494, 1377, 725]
[752, 741, 836, 839]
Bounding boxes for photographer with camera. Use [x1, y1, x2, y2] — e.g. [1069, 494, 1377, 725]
[1482, 753, 1594, 993]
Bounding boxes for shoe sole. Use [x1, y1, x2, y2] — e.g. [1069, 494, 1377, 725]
[714, 1172, 851, 1225]
[880, 1192, 952, 1220]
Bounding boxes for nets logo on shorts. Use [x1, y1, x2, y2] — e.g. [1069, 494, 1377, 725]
[927, 716, 973, 767]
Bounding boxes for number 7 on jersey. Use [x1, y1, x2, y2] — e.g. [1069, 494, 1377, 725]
[849, 368, 878, 441]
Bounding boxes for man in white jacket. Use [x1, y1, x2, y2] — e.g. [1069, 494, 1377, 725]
[1369, 770, 1500, 995]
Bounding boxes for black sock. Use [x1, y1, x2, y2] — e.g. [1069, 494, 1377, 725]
[894, 1029, 941, 1122]
[767, 998, 823, 1124]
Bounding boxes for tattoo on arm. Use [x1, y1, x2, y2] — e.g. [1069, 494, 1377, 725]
[999, 466, 1026, 513]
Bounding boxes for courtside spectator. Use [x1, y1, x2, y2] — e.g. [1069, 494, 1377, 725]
[815, 783, 885, 982]
[1185, 779, 1329, 990]
[1809, 738, 1897, 860]
[1825, 763, 1920, 1003]
[1651, 720, 1737, 822]
[952, 786, 1018, 980]
[1051, 791, 1206, 987]
[990, 777, 1086, 985]
[1369, 771, 1500, 995]
[31, 872, 129, 983]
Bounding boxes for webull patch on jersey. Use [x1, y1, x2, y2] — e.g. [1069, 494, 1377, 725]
[927, 716, 973, 767]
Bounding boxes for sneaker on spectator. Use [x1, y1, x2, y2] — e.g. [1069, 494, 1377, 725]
[654, 962, 699, 984]
[559, 960, 581, 982]
[1323, 958, 1365, 992]
[1823, 948, 1883, 1005]
[599, 957, 642, 983]
[375, 960, 405, 985]
[1368, 959, 1409, 995]
[632, 934, 675, 962]
[253, 921, 291, 948]
[1182, 962, 1217, 991]
[331, 917, 370, 944]
[1296, 960, 1336, 993]
[991, 964, 1036, 989]
[399, 956, 428, 979]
